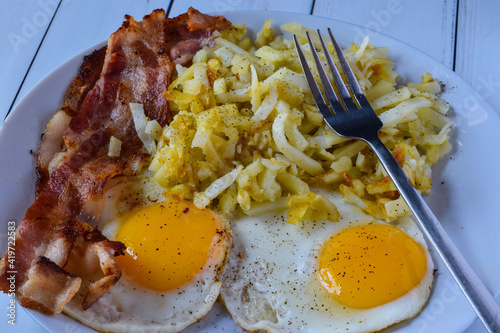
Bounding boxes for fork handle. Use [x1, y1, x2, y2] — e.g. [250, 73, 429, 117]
[365, 134, 500, 332]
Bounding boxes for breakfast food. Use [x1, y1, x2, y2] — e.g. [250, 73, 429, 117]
[221, 190, 433, 332]
[0, 7, 231, 318]
[148, 17, 451, 332]
[153, 21, 452, 222]
[64, 176, 232, 332]
[0, 6, 454, 333]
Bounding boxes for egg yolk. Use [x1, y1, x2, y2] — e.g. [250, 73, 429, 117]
[114, 201, 221, 291]
[318, 223, 427, 309]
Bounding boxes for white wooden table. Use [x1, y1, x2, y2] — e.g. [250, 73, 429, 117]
[0, 0, 498, 332]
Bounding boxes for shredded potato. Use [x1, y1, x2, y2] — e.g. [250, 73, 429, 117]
[146, 21, 452, 222]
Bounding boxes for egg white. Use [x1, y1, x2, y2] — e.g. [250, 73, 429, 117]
[63, 176, 232, 333]
[220, 189, 434, 333]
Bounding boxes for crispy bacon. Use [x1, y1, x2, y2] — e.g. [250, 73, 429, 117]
[16, 220, 125, 314]
[63, 47, 108, 118]
[36, 47, 108, 194]
[165, 7, 233, 65]
[0, 7, 231, 314]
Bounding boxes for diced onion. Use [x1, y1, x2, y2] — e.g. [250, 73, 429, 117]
[108, 136, 122, 157]
[129, 103, 156, 154]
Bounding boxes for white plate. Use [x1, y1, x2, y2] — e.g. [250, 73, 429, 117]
[1, 10, 499, 333]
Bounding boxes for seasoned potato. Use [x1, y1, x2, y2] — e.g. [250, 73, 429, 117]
[140, 21, 452, 222]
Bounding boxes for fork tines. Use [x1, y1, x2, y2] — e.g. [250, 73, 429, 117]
[293, 28, 382, 138]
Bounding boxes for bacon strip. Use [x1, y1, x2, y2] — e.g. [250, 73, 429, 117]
[36, 47, 107, 194]
[16, 220, 125, 314]
[0, 7, 231, 314]
[165, 7, 233, 65]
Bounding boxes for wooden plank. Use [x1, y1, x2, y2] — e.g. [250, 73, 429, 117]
[11, 0, 172, 113]
[169, 0, 313, 17]
[312, 0, 457, 69]
[0, 0, 59, 122]
[455, 0, 500, 117]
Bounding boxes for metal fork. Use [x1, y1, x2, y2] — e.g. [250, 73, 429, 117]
[294, 29, 500, 332]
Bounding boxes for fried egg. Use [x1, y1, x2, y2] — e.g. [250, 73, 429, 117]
[64, 176, 232, 333]
[220, 189, 434, 332]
